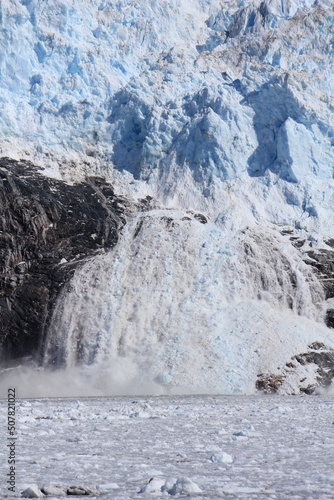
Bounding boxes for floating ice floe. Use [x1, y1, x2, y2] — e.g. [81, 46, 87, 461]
[233, 425, 261, 438]
[167, 478, 202, 496]
[139, 477, 167, 494]
[21, 486, 44, 498]
[22, 484, 97, 497]
[139, 476, 202, 495]
[209, 452, 234, 464]
[41, 485, 66, 496]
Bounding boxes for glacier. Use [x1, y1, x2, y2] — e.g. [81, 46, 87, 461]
[1, 0, 334, 395]
[0, 0, 333, 234]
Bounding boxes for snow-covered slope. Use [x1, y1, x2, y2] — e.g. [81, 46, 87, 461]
[1, 0, 334, 394]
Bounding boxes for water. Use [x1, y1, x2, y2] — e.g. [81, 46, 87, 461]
[1, 395, 333, 499]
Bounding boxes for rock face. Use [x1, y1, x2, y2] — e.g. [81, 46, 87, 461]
[302, 248, 334, 328]
[304, 249, 334, 301]
[0, 158, 127, 362]
[256, 342, 334, 395]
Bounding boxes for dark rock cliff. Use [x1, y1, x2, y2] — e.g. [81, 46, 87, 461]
[0, 158, 129, 364]
[304, 247, 334, 329]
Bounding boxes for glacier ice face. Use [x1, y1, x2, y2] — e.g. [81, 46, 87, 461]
[225, 0, 317, 38]
[0, 0, 333, 237]
[0, 0, 221, 160]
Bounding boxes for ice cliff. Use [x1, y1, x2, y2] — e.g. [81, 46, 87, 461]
[1, 0, 333, 232]
[1, 0, 334, 394]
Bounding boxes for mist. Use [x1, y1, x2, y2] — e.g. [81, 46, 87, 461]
[0, 360, 164, 399]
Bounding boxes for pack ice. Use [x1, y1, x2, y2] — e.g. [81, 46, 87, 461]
[1, 0, 334, 395]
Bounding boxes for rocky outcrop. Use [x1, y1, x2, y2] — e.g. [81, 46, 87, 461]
[0, 158, 129, 363]
[256, 342, 334, 394]
[255, 373, 286, 394]
[284, 232, 334, 328]
[302, 248, 334, 328]
[304, 249, 334, 301]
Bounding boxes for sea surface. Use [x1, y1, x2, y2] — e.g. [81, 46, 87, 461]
[1, 395, 334, 499]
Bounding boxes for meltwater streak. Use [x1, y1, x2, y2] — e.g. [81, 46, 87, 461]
[40, 209, 334, 396]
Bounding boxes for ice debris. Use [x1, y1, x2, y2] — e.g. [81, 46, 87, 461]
[22, 484, 97, 497]
[139, 476, 202, 495]
[41, 485, 66, 496]
[167, 478, 202, 496]
[139, 477, 166, 494]
[21, 486, 44, 498]
[209, 452, 234, 464]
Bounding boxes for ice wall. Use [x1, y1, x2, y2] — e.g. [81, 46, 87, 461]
[0, 0, 333, 237]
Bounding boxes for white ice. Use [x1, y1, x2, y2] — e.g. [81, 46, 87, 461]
[1, 395, 334, 499]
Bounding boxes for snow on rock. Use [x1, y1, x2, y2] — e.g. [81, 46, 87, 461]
[257, 342, 334, 394]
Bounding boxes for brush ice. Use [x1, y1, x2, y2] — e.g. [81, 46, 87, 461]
[1, 0, 334, 394]
[2, 395, 333, 498]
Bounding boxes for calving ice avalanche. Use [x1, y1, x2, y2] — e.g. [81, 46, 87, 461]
[1, 0, 334, 395]
[44, 210, 331, 395]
